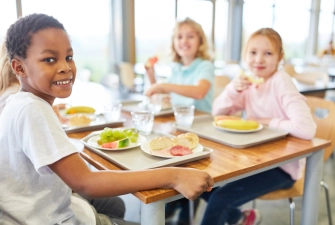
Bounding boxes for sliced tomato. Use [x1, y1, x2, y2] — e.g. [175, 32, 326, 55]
[170, 145, 192, 156]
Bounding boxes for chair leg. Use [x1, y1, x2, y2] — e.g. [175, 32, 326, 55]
[289, 198, 295, 225]
[321, 181, 333, 225]
[189, 200, 194, 225]
[252, 199, 257, 209]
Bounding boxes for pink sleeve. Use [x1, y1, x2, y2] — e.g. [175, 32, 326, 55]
[212, 82, 246, 116]
[268, 77, 316, 140]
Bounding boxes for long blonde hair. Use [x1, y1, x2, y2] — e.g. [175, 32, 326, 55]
[242, 28, 284, 61]
[0, 42, 18, 95]
[171, 17, 211, 62]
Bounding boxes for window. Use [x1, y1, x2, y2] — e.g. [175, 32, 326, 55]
[0, 1, 17, 42]
[243, 0, 311, 60]
[274, 0, 311, 59]
[21, 0, 110, 82]
[214, 0, 229, 61]
[134, 0, 175, 64]
[318, 0, 335, 54]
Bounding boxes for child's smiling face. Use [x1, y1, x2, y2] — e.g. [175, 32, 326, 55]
[173, 24, 200, 63]
[245, 35, 281, 80]
[14, 28, 76, 105]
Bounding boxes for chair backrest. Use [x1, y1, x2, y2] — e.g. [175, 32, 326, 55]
[119, 62, 136, 90]
[213, 75, 230, 99]
[283, 64, 296, 77]
[305, 96, 335, 161]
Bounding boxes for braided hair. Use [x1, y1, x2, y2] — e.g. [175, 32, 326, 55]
[5, 13, 65, 61]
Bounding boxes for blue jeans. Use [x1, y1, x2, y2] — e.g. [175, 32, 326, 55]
[200, 167, 295, 225]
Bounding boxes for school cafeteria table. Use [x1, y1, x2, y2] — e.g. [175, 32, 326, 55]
[293, 77, 335, 98]
[68, 111, 330, 225]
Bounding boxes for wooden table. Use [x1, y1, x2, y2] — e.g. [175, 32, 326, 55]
[68, 111, 330, 225]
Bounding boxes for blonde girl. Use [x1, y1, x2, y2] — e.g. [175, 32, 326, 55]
[145, 17, 214, 113]
[0, 42, 20, 113]
[201, 28, 316, 225]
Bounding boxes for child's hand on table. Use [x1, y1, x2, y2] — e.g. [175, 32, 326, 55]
[172, 168, 214, 200]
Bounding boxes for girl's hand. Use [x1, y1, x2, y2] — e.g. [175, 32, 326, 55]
[233, 74, 252, 92]
[145, 83, 166, 97]
[145, 64, 156, 84]
[172, 168, 214, 200]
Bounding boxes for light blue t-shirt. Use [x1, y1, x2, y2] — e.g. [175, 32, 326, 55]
[167, 57, 214, 113]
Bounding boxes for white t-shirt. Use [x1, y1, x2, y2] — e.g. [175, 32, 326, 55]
[0, 92, 95, 225]
[0, 83, 20, 114]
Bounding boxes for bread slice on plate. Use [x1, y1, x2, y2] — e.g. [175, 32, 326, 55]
[173, 133, 199, 150]
[149, 137, 174, 150]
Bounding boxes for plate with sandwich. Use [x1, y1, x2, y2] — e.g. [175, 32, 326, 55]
[141, 133, 203, 158]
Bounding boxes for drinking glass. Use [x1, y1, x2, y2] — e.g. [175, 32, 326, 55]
[150, 94, 162, 114]
[173, 105, 195, 127]
[104, 102, 122, 121]
[138, 95, 162, 114]
[131, 111, 154, 135]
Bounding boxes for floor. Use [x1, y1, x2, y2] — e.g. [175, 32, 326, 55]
[120, 155, 335, 225]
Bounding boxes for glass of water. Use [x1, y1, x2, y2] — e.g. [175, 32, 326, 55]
[131, 111, 154, 135]
[104, 102, 122, 122]
[173, 105, 195, 127]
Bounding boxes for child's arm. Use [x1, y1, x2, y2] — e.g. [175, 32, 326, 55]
[145, 79, 211, 100]
[145, 66, 156, 84]
[259, 74, 316, 140]
[48, 153, 214, 200]
[144, 56, 159, 84]
[212, 79, 247, 116]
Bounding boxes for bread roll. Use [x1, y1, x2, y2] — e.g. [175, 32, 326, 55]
[149, 137, 173, 150]
[69, 114, 91, 126]
[173, 133, 199, 150]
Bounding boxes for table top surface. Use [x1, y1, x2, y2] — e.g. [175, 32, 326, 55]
[292, 78, 335, 93]
[68, 111, 330, 204]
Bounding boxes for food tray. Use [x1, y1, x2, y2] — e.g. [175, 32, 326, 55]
[81, 130, 212, 170]
[63, 115, 126, 134]
[174, 115, 289, 148]
[121, 100, 174, 116]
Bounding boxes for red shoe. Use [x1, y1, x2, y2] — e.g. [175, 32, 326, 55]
[235, 209, 262, 225]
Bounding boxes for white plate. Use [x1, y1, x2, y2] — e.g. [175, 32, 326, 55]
[87, 133, 146, 151]
[141, 141, 204, 158]
[212, 122, 263, 133]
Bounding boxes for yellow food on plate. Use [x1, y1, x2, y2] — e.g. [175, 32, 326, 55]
[214, 115, 241, 123]
[69, 114, 91, 126]
[149, 137, 174, 150]
[65, 106, 95, 114]
[217, 119, 259, 130]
